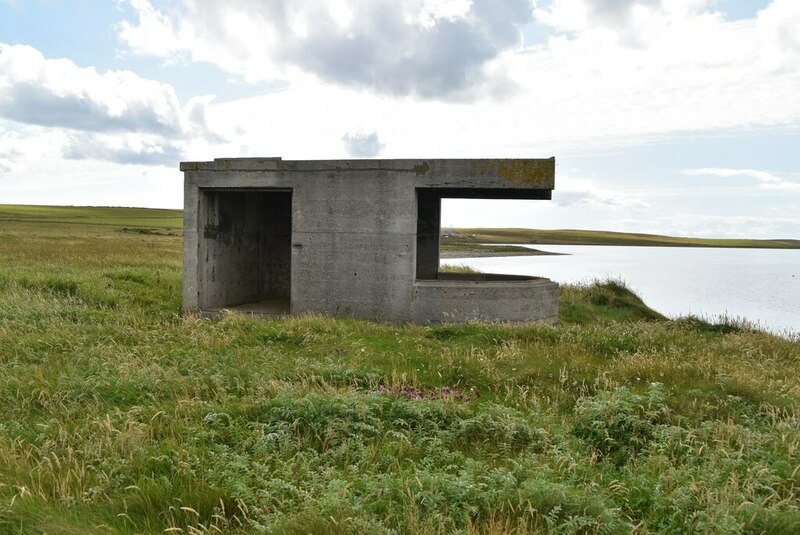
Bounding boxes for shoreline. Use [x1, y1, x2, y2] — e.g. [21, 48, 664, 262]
[440, 247, 565, 258]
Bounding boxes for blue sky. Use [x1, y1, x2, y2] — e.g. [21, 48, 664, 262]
[1, 0, 799, 239]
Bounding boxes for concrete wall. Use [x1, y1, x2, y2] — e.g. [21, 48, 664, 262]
[412, 277, 559, 324]
[261, 192, 292, 299]
[182, 157, 557, 324]
[415, 189, 441, 280]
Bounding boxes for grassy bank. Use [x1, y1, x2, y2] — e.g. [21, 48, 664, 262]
[447, 228, 800, 249]
[0, 207, 799, 533]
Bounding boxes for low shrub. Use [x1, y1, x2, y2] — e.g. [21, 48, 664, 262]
[572, 383, 672, 465]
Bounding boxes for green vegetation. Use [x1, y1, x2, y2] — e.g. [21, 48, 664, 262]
[446, 227, 800, 248]
[0, 205, 799, 534]
[440, 263, 482, 274]
[559, 279, 667, 324]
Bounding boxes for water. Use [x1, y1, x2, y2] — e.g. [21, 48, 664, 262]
[444, 245, 800, 336]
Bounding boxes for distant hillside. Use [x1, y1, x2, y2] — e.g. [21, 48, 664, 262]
[446, 227, 800, 249]
[0, 204, 182, 229]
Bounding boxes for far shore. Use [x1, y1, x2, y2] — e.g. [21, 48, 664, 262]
[440, 245, 566, 258]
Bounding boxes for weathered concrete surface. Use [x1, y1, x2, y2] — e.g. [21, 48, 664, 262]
[412, 276, 559, 324]
[182, 157, 557, 324]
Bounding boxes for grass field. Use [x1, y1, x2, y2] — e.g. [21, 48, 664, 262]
[0, 204, 183, 230]
[446, 228, 800, 249]
[0, 206, 799, 533]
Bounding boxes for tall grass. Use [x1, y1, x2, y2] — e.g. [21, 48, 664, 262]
[0, 209, 798, 533]
[439, 263, 481, 274]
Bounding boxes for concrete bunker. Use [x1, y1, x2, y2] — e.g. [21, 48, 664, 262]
[182, 157, 558, 324]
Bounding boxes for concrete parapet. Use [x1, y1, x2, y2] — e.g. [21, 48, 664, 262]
[412, 275, 559, 324]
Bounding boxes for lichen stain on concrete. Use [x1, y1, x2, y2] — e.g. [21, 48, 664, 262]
[497, 160, 551, 186]
[469, 159, 552, 186]
[203, 224, 220, 240]
[413, 161, 431, 176]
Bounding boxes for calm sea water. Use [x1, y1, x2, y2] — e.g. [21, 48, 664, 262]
[444, 245, 800, 336]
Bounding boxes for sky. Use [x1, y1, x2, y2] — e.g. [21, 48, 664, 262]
[1, 0, 799, 239]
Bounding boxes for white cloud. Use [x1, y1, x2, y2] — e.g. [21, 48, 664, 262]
[341, 131, 384, 158]
[634, 212, 800, 239]
[115, 0, 800, 155]
[754, 0, 800, 72]
[117, 0, 534, 99]
[0, 138, 21, 172]
[533, 1, 723, 36]
[0, 120, 183, 208]
[553, 175, 651, 208]
[499, 0, 800, 143]
[681, 167, 800, 192]
[0, 43, 228, 167]
[62, 133, 183, 166]
[181, 94, 224, 142]
[0, 43, 182, 135]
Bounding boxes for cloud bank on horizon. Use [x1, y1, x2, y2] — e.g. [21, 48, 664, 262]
[0, 0, 798, 237]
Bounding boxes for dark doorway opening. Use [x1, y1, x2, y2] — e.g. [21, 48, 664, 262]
[199, 189, 292, 315]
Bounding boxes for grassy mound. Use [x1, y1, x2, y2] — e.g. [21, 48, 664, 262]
[0, 208, 798, 534]
[560, 279, 667, 324]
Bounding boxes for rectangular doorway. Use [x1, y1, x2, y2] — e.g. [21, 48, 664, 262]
[198, 189, 292, 315]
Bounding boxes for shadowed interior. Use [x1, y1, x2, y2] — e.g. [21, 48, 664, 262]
[198, 189, 292, 313]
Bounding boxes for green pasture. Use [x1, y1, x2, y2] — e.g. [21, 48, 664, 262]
[0, 205, 798, 533]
